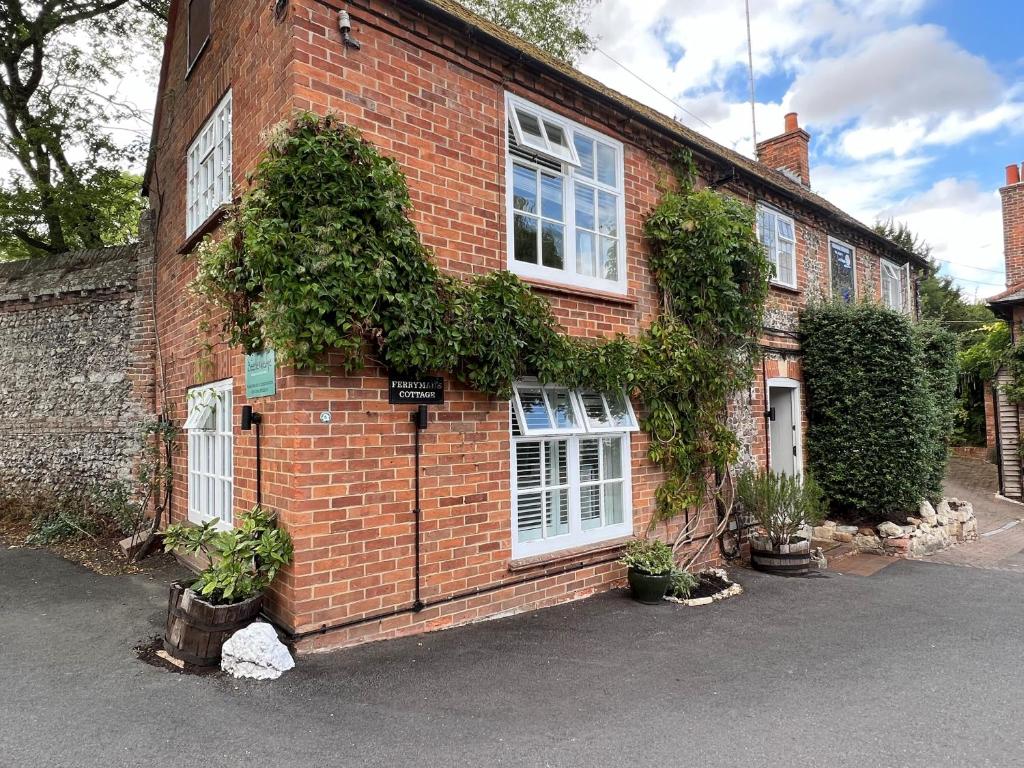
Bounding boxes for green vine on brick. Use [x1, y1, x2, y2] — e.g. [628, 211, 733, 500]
[193, 113, 769, 528]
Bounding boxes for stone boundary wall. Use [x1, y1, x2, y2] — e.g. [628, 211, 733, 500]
[0, 215, 156, 514]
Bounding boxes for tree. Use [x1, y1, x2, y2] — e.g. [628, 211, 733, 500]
[0, 1, 167, 259]
[874, 219, 998, 446]
[458, 0, 598, 63]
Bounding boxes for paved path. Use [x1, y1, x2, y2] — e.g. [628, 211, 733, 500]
[4, 543, 1024, 767]
[929, 455, 1024, 571]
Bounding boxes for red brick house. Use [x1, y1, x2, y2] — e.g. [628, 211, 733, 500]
[986, 163, 1024, 499]
[143, 0, 926, 651]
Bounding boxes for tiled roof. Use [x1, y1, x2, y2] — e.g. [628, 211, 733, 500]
[988, 280, 1024, 306]
[412, 0, 925, 268]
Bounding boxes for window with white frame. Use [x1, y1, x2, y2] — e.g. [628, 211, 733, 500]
[756, 205, 797, 288]
[186, 378, 234, 527]
[506, 93, 627, 294]
[186, 90, 232, 236]
[511, 381, 637, 558]
[881, 258, 911, 313]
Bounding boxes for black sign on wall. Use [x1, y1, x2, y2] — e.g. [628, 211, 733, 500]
[388, 375, 445, 405]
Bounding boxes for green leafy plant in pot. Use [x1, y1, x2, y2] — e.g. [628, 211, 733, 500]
[620, 538, 676, 603]
[161, 506, 294, 665]
[736, 468, 825, 576]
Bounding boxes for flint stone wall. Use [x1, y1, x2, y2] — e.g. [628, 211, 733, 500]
[0, 229, 155, 510]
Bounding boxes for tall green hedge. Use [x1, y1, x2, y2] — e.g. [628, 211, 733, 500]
[801, 303, 956, 521]
[914, 321, 959, 499]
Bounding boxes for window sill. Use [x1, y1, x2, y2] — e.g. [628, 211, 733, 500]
[508, 534, 633, 573]
[521, 276, 636, 306]
[769, 281, 801, 296]
[177, 204, 231, 255]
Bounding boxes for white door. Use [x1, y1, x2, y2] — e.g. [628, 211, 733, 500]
[768, 382, 800, 476]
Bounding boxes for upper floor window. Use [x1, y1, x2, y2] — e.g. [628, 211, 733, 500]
[756, 205, 797, 288]
[829, 237, 856, 303]
[186, 90, 232, 236]
[881, 258, 911, 313]
[510, 381, 637, 558]
[505, 93, 627, 295]
[187, 0, 211, 73]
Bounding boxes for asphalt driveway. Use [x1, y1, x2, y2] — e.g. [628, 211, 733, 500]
[2, 543, 1024, 768]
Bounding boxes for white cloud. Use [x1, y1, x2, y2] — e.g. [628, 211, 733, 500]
[789, 25, 1000, 127]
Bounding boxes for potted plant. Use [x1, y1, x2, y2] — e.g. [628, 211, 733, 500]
[736, 468, 825, 576]
[620, 538, 676, 603]
[162, 506, 293, 666]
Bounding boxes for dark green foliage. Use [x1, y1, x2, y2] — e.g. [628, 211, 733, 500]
[163, 506, 294, 605]
[0, 3, 165, 258]
[735, 468, 825, 547]
[667, 568, 698, 598]
[458, 0, 597, 63]
[619, 537, 675, 576]
[196, 117, 771, 526]
[802, 303, 934, 519]
[914, 322, 959, 498]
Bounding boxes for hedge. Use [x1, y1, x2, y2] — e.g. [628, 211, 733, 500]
[801, 303, 956, 521]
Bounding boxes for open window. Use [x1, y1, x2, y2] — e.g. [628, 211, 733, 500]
[511, 382, 637, 437]
[183, 387, 217, 431]
[511, 380, 636, 558]
[508, 101, 581, 167]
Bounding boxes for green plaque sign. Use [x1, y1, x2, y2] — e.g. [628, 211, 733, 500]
[245, 349, 276, 398]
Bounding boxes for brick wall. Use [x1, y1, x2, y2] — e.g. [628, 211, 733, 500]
[149, 0, 925, 651]
[1003, 164, 1024, 287]
[0, 241, 155, 513]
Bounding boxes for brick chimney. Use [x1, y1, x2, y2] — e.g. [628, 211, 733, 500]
[1004, 162, 1024, 287]
[756, 112, 811, 187]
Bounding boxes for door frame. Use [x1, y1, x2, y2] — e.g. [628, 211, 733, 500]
[766, 377, 804, 477]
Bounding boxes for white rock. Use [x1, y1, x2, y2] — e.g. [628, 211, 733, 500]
[221, 622, 295, 680]
[919, 499, 937, 520]
[936, 499, 952, 518]
[878, 521, 904, 538]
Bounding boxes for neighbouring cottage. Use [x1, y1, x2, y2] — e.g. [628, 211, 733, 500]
[986, 163, 1024, 499]
[0, 237, 156, 513]
[143, 0, 926, 651]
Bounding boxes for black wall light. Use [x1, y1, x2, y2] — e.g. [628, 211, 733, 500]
[241, 405, 264, 505]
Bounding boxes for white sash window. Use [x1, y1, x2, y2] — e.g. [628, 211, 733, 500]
[881, 258, 911, 313]
[186, 90, 232, 236]
[511, 381, 636, 557]
[186, 378, 234, 527]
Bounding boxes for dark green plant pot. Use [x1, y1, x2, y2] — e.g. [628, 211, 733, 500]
[627, 568, 671, 604]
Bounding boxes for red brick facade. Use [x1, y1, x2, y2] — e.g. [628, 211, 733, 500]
[145, 0, 923, 651]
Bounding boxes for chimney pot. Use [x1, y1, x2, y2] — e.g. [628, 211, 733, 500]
[1007, 164, 1021, 186]
[784, 112, 799, 133]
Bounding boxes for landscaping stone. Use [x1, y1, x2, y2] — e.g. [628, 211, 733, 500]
[878, 521, 904, 538]
[852, 533, 884, 555]
[221, 622, 295, 681]
[833, 531, 854, 543]
[812, 525, 835, 541]
[919, 500, 937, 523]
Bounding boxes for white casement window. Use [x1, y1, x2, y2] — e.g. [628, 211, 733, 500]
[511, 381, 637, 558]
[881, 258, 911, 313]
[756, 205, 797, 288]
[505, 92, 627, 294]
[186, 378, 234, 528]
[186, 90, 232, 236]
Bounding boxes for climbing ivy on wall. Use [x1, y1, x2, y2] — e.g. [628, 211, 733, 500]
[193, 113, 770, 525]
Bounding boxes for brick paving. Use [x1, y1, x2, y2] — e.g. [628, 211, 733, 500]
[926, 455, 1024, 572]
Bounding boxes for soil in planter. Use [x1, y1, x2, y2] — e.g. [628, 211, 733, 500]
[687, 572, 732, 599]
[135, 635, 221, 677]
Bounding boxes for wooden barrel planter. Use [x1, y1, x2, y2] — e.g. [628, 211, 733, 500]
[750, 536, 812, 577]
[163, 581, 264, 666]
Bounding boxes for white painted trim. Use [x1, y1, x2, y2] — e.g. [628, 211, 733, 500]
[186, 90, 232, 237]
[509, 389, 635, 560]
[186, 378, 234, 529]
[827, 236, 857, 302]
[504, 91, 628, 296]
[766, 377, 804, 477]
[756, 203, 798, 290]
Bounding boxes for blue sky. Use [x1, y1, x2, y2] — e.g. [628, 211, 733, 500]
[579, 0, 1024, 299]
